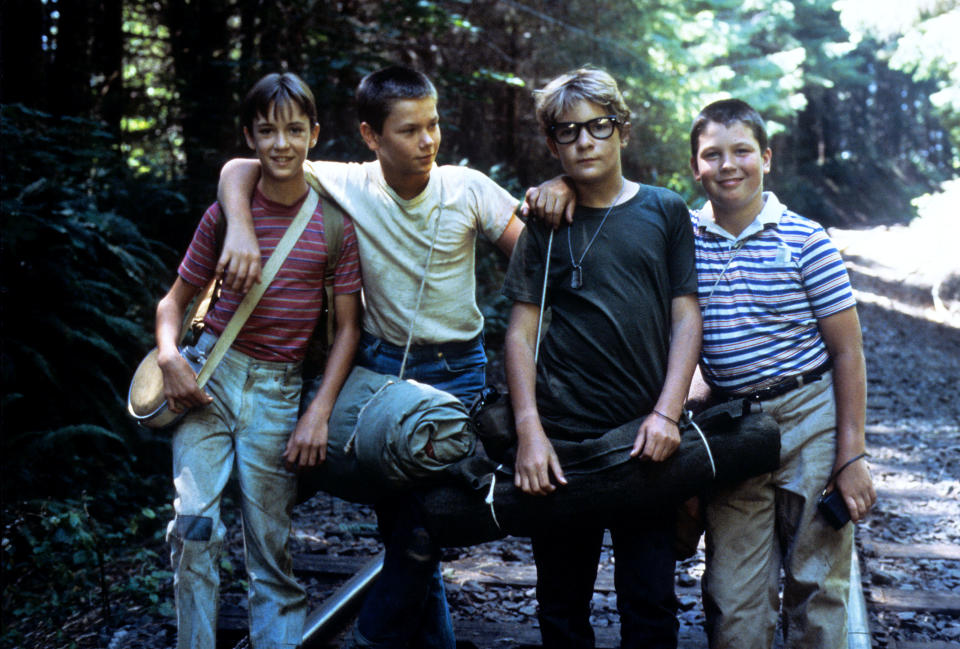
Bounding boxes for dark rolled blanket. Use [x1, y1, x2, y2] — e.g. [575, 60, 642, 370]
[420, 402, 780, 547]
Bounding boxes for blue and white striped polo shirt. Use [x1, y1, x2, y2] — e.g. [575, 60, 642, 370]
[691, 192, 856, 395]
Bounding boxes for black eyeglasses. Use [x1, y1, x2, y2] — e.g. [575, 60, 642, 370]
[548, 115, 620, 144]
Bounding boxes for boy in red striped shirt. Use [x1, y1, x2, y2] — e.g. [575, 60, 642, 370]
[155, 72, 362, 649]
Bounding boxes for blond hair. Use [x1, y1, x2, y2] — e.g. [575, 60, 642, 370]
[534, 67, 630, 135]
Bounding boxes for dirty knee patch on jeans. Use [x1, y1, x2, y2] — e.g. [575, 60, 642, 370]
[174, 515, 214, 541]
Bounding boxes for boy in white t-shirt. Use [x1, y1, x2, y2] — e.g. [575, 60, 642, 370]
[216, 66, 572, 649]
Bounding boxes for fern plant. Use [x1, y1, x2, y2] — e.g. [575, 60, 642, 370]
[1, 105, 189, 644]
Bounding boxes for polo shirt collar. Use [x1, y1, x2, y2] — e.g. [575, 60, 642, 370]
[696, 192, 786, 242]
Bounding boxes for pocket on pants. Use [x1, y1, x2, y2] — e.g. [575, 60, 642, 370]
[441, 346, 486, 375]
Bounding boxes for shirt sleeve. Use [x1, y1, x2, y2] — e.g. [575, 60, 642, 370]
[332, 216, 363, 295]
[662, 191, 699, 297]
[468, 168, 519, 244]
[177, 202, 222, 289]
[502, 221, 549, 305]
[800, 227, 856, 318]
[304, 159, 358, 205]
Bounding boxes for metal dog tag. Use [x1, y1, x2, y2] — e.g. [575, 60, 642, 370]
[570, 266, 583, 289]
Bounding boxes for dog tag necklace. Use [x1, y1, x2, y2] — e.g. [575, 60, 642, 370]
[567, 179, 625, 289]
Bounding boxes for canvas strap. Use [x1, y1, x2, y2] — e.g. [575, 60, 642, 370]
[534, 230, 554, 363]
[195, 188, 320, 388]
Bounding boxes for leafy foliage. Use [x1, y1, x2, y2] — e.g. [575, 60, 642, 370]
[1, 104, 180, 502]
[1, 1, 957, 645]
[1, 105, 183, 645]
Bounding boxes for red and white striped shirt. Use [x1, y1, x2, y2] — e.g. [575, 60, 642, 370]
[178, 188, 362, 362]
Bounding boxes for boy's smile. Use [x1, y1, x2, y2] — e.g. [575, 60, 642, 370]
[361, 97, 441, 198]
[244, 101, 318, 201]
[691, 121, 771, 225]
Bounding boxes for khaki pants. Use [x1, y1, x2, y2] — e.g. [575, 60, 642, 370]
[702, 372, 853, 649]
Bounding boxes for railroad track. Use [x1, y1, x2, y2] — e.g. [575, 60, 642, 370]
[219, 532, 885, 649]
[855, 422, 960, 649]
[212, 416, 959, 649]
[216, 383, 959, 648]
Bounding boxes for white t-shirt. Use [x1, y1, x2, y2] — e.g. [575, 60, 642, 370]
[304, 160, 517, 346]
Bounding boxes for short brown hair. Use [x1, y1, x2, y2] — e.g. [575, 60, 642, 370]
[690, 99, 768, 158]
[241, 72, 318, 132]
[356, 65, 437, 133]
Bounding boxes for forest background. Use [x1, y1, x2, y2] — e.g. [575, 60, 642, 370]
[1, 1, 957, 647]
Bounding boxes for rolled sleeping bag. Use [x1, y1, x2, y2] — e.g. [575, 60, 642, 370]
[420, 402, 780, 547]
[296, 365, 476, 505]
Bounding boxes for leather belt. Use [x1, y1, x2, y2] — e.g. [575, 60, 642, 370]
[731, 362, 832, 402]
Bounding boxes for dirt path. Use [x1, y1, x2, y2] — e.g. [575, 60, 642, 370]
[830, 195, 960, 646]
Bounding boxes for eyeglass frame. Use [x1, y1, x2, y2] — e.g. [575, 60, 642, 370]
[547, 115, 621, 145]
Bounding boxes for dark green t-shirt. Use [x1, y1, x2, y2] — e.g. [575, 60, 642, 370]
[502, 184, 697, 439]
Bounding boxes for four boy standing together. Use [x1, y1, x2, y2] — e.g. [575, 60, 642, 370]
[157, 62, 875, 649]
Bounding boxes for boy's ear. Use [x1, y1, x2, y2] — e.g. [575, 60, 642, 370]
[762, 147, 772, 173]
[359, 122, 380, 152]
[619, 121, 631, 147]
[310, 123, 320, 148]
[243, 126, 256, 151]
[690, 156, 701, 181]
[545, 136, 559, 159]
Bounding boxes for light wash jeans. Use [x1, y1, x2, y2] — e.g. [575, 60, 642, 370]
[167, 332, 307, 649]
[702, 372, 853, 649]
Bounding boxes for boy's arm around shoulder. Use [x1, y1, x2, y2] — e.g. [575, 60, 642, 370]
[155, 277, 213, 413]
[217, 158, 263, 294]
[283, 291, 362, 469]
[819, 306, 876, 523]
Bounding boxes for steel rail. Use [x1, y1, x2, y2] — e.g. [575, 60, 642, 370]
[229, 552, 384, 649]
[300, 552, 384, 648]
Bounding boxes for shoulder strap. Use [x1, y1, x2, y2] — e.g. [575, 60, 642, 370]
[195, 188, 320, 387]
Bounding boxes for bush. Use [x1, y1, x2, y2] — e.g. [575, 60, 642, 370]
[1, 104, 186, 646]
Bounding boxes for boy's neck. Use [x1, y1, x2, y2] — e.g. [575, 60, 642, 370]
[383, 167, 431, 200]
[576, 173, 628, 208]
[257, 175, 310, 206]
[711, 197, 765, 238]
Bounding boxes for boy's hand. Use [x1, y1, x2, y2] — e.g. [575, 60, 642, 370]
[283, 407, 329, 469]
[834, 456, 876, 523]
[521, 176, 577, 229]
[216, 219, 262, 294]
[158, 351, 213, 414]
[630, 412, 681, 462]
[514, 419, 566, 495]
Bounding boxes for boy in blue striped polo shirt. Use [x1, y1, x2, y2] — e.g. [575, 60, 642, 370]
[688, 99, 876, 649]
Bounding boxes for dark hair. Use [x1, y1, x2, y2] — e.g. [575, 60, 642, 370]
[356, 65, 438, 133]
[241, 72, 317, 132]
[690, 99, 768, 158]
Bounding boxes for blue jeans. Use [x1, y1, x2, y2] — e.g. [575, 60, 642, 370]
[350, 331, 486, 649]
[167, 332, 307, 649]
[532, 514, 679, 649]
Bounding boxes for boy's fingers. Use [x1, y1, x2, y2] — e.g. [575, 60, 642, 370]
[551, 456, 567, 485]
[630, 430, 646, 457]
[242, 261, 261, 294]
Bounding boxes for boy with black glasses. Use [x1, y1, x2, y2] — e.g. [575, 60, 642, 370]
[502, 67, 701, 649]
